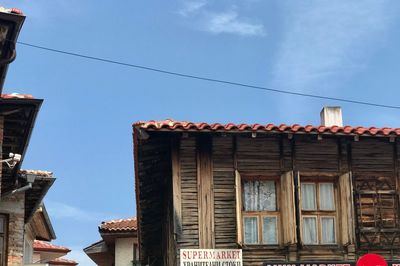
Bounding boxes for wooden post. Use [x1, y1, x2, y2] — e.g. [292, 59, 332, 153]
[197, 135, 215, 248]
[235, 170, 243, 246]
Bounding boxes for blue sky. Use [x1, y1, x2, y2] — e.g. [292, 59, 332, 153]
[2, 1, 400, 265]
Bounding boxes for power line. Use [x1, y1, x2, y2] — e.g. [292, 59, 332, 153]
[16, 41, 400, 110]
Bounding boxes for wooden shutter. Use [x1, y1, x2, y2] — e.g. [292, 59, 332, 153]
[235, 170, 243, 245]
[338, 172, 353, 246]
[280, 171, 297, 245]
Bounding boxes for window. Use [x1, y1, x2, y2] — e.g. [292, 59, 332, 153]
[301, 182, 336, 245]
[0, 214, 7, 266]
[354, 176, 400, 249]
[242, 178, 279, 245]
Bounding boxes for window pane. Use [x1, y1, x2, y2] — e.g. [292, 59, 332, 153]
[321, 217, 335, 244]
[244, 217, 258, 244]
[301, 184, 316, 210]
[263, 217, 278, 244]
[303, 217, 317, 244]
[320, 183, 335, 210]
[244, 180, 276, 211]
[259, 181, 276, 211]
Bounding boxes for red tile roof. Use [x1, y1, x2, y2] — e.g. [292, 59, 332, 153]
[33, 240, 71, 253]
[134, 119, 400, 137]
[19, 169, 53, 177]
[0, 7, 23, 15]
[1, 93, 34, 99]
[99, 217, 137, 233]
[49, 258, 78, 266]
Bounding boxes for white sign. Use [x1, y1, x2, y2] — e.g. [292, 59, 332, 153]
[180, 249, 242, 266]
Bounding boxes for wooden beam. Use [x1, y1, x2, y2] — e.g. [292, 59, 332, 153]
[196, 135, 214, 248]
[171, 137, 182, 240]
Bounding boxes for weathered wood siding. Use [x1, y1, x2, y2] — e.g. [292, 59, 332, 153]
[295, 136, 339, 173]
[137, 132, 400, 265]
[213, 136, 236, 248]
[351, 139, 394, 175]
[178, 137, 199, 248]
[136, 133, 171, 264]
[236, 135, 281, 174]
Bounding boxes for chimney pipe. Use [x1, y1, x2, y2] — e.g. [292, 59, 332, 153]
[320, 107, 343, 127]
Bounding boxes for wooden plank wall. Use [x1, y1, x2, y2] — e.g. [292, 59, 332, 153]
[137, 132, 400, 265]
[352, 139, 394, 175]
[136, 133, 171, 265]
[197, 135, 214, 248]
[213, 136, 236, 248]
[236, 135, 281, 175]
[178, 137, 199, 248]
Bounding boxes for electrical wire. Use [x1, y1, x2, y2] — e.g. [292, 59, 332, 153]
[15, 41, 400, 110]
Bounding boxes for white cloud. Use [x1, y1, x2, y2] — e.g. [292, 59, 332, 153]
[273, 1, 393, 91]
[178, 2, 266, 37]
[204, 10, 265, 36]
[179, 0, 207, 17]
[46, 201, 106, 222]
[270, 1, 396, 121]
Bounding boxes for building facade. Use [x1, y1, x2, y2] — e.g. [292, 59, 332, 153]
[84, 217, 139, 266]
[134, 108, 400, 265]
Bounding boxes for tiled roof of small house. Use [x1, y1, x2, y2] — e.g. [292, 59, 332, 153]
[99, 217, 137, 233]
[49, 258, 78, 266]
[134, 119, 400, 137]
[33, 240, 71, 253]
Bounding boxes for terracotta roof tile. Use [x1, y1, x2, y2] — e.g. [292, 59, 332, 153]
[0, 7, 23, 15]
[49, 258, 78, 266]
[99, 217, 137, 233]
[134, 119, 400, 137]
[19, 169, 53, 177]
[33, 240, 71, 253]
[1, 93, 34, 99]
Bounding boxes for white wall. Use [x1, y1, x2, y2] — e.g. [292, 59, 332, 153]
[115, 238, 134, 266]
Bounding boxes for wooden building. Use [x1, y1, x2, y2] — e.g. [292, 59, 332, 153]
[133, 107, 400, 265]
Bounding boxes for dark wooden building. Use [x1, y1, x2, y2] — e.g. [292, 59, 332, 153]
[134, 107, 400, 265]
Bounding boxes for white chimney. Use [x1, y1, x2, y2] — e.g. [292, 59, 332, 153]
[320, 107, 343, 127]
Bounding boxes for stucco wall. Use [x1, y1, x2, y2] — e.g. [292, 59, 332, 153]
[115, 237, 134, 266]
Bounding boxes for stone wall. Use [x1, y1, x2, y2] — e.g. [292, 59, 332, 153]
[0, 193, 25, 266]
